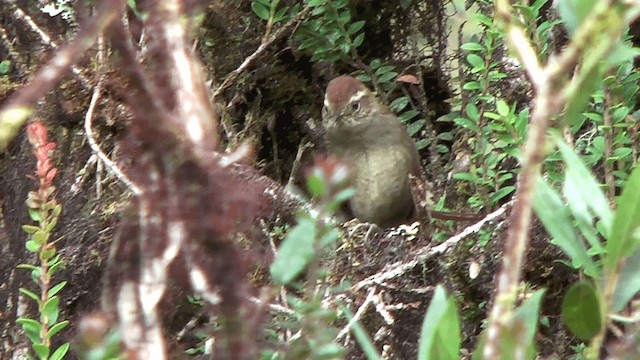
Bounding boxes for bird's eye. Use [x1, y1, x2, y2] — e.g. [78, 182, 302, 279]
[351, 100, 360, 112]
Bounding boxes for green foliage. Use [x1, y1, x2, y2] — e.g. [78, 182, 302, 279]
[17, 122, 68, 360]
[562, 282, 601, 341]
[417, 286, 461, 360]
[534, 138, 640, 346]
[269, 157, 352, 359]
[295, 0, 365, 63]
[450, 0, 557, 209]
[251, 0, 299, 27]
[0, 59, 11, 75]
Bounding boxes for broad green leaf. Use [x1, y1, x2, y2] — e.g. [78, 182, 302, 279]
[33, 343, 50, 359]
[533, 176, 598, 277]
[48, 281, 67, 298]
[42, 297, 60, 325]
[555, 0, 596, 35]
[499, 289, 545, 359]
[390, 96, 410, 112]
[605, 164, 640, 274]
[460, 42, 483, 51]
[19, 288, 40, 303]
[613, 245, 640, 312]
[48, 320, 69, 338]
[562, 64, 603, 131]
[33, 230, 47, 245]
[347, 20, 365, 35]
[251, 2, 270, 20]
[513, 289, 546, 344]
[17, 318, 41, 343]
[557, 138, 613, 234]
[26, 240, 40, 252]
[562, 282, 602, 340]
[50, 343, 70, 360]
[466, 54, 484, 70]
[270, 216, 316, 284]
[417, 285, 460, 360]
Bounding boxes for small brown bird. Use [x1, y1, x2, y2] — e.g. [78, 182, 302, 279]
[322, 75, 480, 227]
[322, 75, 421, 227]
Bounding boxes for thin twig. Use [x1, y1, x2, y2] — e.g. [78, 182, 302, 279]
[5, 0, 92, 89]
[212, 6, 312, 99]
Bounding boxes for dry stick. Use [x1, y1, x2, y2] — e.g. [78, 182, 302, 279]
[83, 62, 142, 196]
[5, 0, 92, 89]
[352, 201, 511, 291]
[336, 287, 376, 340]
[482, 3, 555, 358]
[0, 0, 125, 150]
[212, 6, 312, 99]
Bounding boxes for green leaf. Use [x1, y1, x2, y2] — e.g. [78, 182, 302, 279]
[42, 297, 60, 325]
[466, 54, 485, 71]
[22, 224, 40, 234]
[460, 42, 483, 51]
[347, 20, 365, 35]
[462, 81, 482, 90]
[613, 245, 640, 311]
[48, 320, 69, 338]
[52, 204, 62, 217]
[375, 65, 396, 76]
[50, 343, 70, 360]
[390, 96, 410, 112]
[270, 216, 317, 284]
[370, 58, 381, 69]
[19, 287, 41, 303]
[562, 282, 602, 341]
[555, 0, 596, 35]
[490, 186, 515, 203]
[407, 119, 426, 137]
[26, 240, 41, 252]
[306, 173, 326, 198]
[605, 164, 640, 274]
[562, 61, 603, 129]
[533, 176, 599, 277]
[557, 138, 613, 234]
[29, 208, 42, 222]
[496, 100, 510, 117]
[352, 33, 365, 48]
[453, 117, 479, 132]
[274, 6, 288, 23]
[48, 281, 67, 298]
[417, 285, 460, 360]
[466, 103, 480, 122]
[251, 2, 271, 21]
[377, 71, 398, 83]
[16, 318, 42, 343]
[17, 263, 39, 272]
[399, 110, 419, 123]
[33, 343, 50, 359]
[308, 0, 325, 7]
[513, 289, 546, 343]
[33, 230, 47, 245]
[0, 59, 11, 74]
